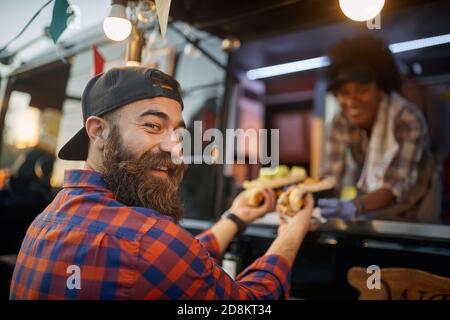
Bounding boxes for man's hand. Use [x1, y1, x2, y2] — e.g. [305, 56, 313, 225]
[228, 189, 276, 224]
[210, 189, 276, 255]
[317, 198, 356, 220]
[266, 193, 314, 267]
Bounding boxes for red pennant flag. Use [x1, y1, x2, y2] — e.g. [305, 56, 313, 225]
[93, 46, 105, 75]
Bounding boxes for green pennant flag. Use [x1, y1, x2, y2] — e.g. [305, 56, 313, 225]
[49, 0, 73, 43]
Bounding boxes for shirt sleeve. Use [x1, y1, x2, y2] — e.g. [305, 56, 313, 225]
[382, 108, 426, 202]
[195, 230, 221, 263]
[325, 114, 348, 186]
[131, 219, 291, 300]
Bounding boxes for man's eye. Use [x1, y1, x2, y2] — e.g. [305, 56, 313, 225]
[145, 123, 161, 131]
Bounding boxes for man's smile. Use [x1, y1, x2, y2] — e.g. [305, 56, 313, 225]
[148, 166, 170, 177]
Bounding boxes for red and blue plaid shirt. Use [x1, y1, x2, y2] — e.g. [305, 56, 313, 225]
[10, 169, 291, 300]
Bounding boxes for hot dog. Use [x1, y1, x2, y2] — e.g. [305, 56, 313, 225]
[243, 166, 307, 206]
[276, 177, 336, 217]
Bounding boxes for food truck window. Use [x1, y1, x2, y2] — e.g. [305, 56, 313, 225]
[0, 91, 35, 169]
[230, 0, 450, 226]
[0, 59, 70, 192]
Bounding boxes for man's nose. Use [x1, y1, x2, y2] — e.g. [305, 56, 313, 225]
[159, 132, 180, 154]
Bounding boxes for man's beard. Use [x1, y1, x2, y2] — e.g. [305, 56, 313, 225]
[101, 126, 186, 223]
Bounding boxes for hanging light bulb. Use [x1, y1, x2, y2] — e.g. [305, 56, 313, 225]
[136, 0, 157, 24]
[103, 1, 132, 41]
[339, 0, 385, 22]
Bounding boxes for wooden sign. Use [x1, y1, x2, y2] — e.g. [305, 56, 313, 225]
[348, 267, 450, 300]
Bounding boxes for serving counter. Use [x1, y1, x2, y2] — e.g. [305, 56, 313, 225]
[182, 216, 450, 299]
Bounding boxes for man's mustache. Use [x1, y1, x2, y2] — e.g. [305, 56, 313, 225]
[137, 151, 187, 174]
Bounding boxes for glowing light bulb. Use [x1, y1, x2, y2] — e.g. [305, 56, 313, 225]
[339, 0, 385, 22]
[103, 4, 132, 41]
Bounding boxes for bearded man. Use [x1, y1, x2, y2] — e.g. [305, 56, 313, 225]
[10, 67, 314, 300]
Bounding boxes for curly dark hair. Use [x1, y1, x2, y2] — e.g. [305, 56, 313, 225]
[327, 35, 402, 93]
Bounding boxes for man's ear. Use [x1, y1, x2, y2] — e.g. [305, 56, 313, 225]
[85, 116, 110, 151]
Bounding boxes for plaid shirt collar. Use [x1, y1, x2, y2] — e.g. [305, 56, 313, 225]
[63, 169, 111, 192]
[62, 169, 175, 222]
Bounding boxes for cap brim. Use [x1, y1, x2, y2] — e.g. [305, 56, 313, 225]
[328, 65, 377, 91]
[57, 127, 90, 161]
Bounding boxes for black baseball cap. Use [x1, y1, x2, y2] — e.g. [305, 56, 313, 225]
[328, 64, 377, 92]
[58, 67, 184, 161]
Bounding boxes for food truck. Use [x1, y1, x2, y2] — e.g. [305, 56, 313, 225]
[0, 0, 449, 300]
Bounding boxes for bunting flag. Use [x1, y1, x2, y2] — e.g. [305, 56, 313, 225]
[93, 46, 105, 75]
[155, 0, 172, 38]
[49, 0, 73, 43]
